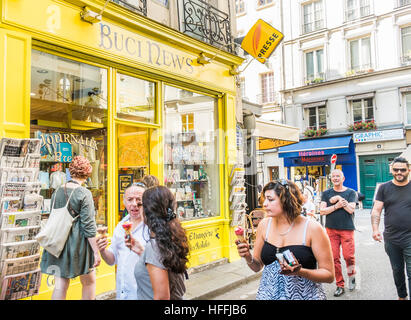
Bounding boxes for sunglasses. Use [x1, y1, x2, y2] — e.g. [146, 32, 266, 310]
[276, 179, 290, 190]
[128, 182, 147, 189]
[392, 168, 408, 173]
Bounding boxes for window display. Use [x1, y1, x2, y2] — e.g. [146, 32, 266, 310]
[163, 86, 219, 221]
[30, 50, 108, 226]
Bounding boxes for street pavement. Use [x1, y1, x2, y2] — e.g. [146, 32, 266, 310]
[195, 209, 401, 300]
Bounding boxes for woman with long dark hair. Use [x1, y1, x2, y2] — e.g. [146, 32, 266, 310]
[126, 186, 189, 300]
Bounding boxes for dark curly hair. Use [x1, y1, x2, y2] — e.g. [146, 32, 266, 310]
[142, 186, 189, 274]
[262, 180, 304, 223]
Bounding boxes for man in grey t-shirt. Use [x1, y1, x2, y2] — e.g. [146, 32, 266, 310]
[371, 156, 411, 300]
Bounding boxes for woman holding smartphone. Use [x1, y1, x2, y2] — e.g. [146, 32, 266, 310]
[236, 180, 334, 300]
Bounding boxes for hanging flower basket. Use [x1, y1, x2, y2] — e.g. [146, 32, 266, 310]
[348, 120, 377, 132]
[304, 127, 328, 138]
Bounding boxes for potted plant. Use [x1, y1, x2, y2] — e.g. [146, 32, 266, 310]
[348, 120, 377, 132]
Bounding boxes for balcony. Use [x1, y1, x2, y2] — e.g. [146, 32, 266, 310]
[345, 64, 374, 77]
[178, 0, 234, 53]
[305, 72, 325, 85]
[112, 0, 147, 16]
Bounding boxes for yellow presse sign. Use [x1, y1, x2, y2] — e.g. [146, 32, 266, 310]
[241, 19, 284, 63]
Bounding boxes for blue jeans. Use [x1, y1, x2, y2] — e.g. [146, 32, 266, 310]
[384, 239, 411, 299]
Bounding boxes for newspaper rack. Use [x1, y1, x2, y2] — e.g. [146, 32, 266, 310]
[0, 138, 42, 300]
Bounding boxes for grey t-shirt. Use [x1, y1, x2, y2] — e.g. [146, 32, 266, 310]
[134, 239, 186, 300]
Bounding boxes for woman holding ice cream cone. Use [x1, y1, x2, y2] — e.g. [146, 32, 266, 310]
[235, 180, 334, 300]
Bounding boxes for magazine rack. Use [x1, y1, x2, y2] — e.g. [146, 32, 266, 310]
[0, 138, 43, 300]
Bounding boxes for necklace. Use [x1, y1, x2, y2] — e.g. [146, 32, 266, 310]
[278, 221, 295, 236]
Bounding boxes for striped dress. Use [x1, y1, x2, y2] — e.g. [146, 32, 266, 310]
[256, 218, 327, 300]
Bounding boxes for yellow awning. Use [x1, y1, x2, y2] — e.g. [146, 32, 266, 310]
[253, 119, 300, 151]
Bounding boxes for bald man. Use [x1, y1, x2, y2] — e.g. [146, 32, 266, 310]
[320, 169, 358, 297]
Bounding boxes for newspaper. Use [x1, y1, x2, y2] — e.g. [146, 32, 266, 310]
[23, 193, 43, 211]
[0, 197, 22, 213]
[0, 269, 41, 300]
[0, 240, 40, 261]
[0, 211, 42, 229]
[0, 226, 41, 243]
[0, 138, 41, 158]
[0, 168, 39, 184]
[0, 157, 26, 168]
[0, 254, 40, 277]
[24, 154, 41, 168]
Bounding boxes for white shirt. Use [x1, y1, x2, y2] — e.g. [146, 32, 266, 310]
[107, 215, 150, 300]
[303, 200, 316, 214]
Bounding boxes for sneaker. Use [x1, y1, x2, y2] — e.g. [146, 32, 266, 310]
[348, 276, 356, 291]
[334, 287, 345, 297]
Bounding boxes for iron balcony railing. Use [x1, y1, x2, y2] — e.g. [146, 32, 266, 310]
[178, 0, 234, 53]
[112, 0, 147, 16]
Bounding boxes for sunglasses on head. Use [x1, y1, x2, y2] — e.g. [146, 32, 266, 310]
[275, 179, 290, 190]
[392, 168, 408, 173]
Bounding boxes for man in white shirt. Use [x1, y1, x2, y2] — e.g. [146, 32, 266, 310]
[96, 182, 149, 300]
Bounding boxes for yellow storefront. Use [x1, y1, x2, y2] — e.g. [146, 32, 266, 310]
[0, 0, 243, 299]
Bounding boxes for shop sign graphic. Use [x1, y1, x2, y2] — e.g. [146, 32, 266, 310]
[188, 228, 220, 252]
[353, 129, 404, 143]
[298, 150, 325, 157]
[99, 23, 194, 74]
[241, 19, 284, 63]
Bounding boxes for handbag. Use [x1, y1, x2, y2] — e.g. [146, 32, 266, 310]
[35, 184, 80, 258]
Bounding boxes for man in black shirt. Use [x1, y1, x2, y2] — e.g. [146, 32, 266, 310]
[320, 169, 357, 297]
[371, 156, 411, 300]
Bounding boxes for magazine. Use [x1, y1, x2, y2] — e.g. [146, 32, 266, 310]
[0, 254, 40, 277]
[0, 240, 40, 261]
[0, 269, 41, 300]
[0, 197, 22, 213]
[1, 226, 41, 243]
[0, 211, 42, 229]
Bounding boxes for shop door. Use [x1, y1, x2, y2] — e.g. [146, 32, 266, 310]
[359, 153, 400, 208]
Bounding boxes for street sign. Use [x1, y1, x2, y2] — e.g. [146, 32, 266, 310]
[241, 19, 284, 64]
[331, 154, 337, 164]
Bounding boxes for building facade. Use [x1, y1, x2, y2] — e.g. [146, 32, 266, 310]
[236, 0, 411, 206]
[0, 0, 244, 299]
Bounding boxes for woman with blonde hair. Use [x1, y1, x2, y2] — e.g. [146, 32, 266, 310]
[40, 156, 101, 300]
[236, 179, 334, 300]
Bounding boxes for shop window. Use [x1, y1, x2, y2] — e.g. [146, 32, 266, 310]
[117, 125, 158, 221]
[349, 37, 371, 72]
[406, 93, 411, 125]
[164, 85, 219, 221]
[30, 50, 108, 226]
[352, 98, 374, 123]
[302, 1, 324, 34]
[307, 106, 327, 130]
[117, 73, 156, 124]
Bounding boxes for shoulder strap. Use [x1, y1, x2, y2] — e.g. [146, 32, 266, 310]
[265, 218, 272, 241]
[50, 187, 61, 210]
[302, 218, 310, 246]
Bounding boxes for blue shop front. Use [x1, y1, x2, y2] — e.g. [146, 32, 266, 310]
[278, 135, 358, 191]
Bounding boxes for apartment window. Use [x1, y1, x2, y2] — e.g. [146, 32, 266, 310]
[236, 0, 245, 14]
[305, 49, 324, 84]
[303, 1, 323, 34]
[257, 0, 273, 7]
[349, 37, 371, 71]
[260, 72, 275, 104]
[406, 94, 411, 125]
[352, 98, 374, 122]
[399, 0, 411, 7]
[345, 0, 370, 21]
[239, 77, 246, 99]
[307, 106, 327, 130]
[181, 113, 194, 132]
[401, 26, 411, 65]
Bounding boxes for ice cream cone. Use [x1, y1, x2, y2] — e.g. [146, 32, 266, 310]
[234, 226, 246, 243]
